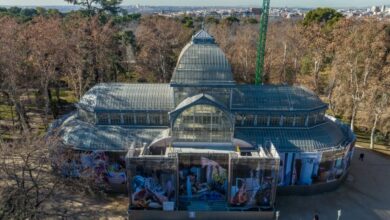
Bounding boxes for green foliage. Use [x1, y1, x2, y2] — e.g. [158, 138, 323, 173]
[65, 0, 123, 15]
[118, 30, 135, 46]
[181, 16, 194, 28]
[47, 9, 61, 16]
[100, 0, 123, 15]
[8, 6, 22, 15]
[205, 16, 219, 25]
[0, 7, 63, 22]
[112, 13, 141, 25]
[303, 8, 343, 27]
[224, 16, 240, 24]
[36, 7, 47, 15]
[243, 18, 258, 24]
[300, 56, 313, 75]
[20, 8, 38, 17]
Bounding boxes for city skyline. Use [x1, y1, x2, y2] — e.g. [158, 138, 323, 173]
[0, 0, 389, 8]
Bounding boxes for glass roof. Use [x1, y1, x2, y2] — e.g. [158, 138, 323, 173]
[55, 114, 169, 152]
[170, 30, 235, 86]
[79, 83, 174, 112]
[234, 119, 352, 152]
[231, 85, 327, 112]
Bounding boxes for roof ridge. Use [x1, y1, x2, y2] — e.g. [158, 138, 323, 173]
[192, 29, 215, 44]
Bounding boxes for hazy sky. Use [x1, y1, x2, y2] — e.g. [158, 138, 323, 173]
[0, 0, 388, 8]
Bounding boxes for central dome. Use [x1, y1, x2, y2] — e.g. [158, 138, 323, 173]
[170, 30, 235, 87]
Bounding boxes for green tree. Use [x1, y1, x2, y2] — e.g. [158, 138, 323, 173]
[100, 0, 123, 15]
[65, 0, 123, 15]
[181, 16, 194, 28]
[205, 16, 219, 25]
[303, 8, 343, 27]
[224, 16, 240, 25]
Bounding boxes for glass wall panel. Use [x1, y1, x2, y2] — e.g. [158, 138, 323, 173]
[174, 88, 231, 107]
[308, 114, 317, 126]
[295, 115, 306, 127]
[97, 113, 110, 125]
[256, 115, 268, 127]
[149, 112, 162, 125]
[284, 116, 294, 127]
[173, 104, 233, 142]
[78, 109, 96, 124]
[269, 116, 281, 127]
[317, 111, 325, 123]
[162, 113, 169, 125]
[123, 113, 134, 125]
[135, 112, 147, 125]
[242, 114, 255, 126]
[230, 158, 276, 209]
[235, 114, 244, 126]
[110, 113, 122, 125]
[178, 154, 228, 207]
[128, 157, 177, 210]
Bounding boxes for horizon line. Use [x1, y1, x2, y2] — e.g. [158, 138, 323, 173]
[0, 4, 383, 9]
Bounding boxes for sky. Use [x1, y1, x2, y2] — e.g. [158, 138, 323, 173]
[0, 0, 389, 8]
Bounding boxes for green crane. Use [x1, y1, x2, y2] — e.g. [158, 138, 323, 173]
[255, 0, 271, 85]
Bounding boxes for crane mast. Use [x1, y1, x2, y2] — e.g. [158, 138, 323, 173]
[255, 0, 271, 85]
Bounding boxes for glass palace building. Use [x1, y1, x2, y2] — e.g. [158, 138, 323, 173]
[51, 30, 356, 219]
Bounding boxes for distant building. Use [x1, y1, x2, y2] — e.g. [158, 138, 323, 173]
[380, 5, 386, 13]
[372, 6, 381, 13]
[250, 7, 262, 15]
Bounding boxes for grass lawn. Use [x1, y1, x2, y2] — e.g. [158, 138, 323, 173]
[0, 103, 15, 120]
[50, 88, 78, 104]
[0, 88, 77, 140]
[355, 129, 390, 156]
[356, 141, 390, 156]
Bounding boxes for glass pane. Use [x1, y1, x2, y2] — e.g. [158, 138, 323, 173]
[269, 116, 280, 127]
[110, 113, 122, 125]
[123, 113, 135, 125]
[149, 112, 162, 125]
[295, 115, 306, 127]
[308, 114, 317, 126]
[97, 113, 110, 125]
[242, 115, 254, 126]
[173, 104, 232, 142]
[284, 116, 294, 127]
[256, 115, 268, 127]
[78, 109, 95, 124]
[235, 114, 243, 126]
[135, 112, 147, 125]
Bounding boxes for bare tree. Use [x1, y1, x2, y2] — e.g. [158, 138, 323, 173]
[63, 15, 119, 99]
[368, 90, 389, 149]
[27, 16, 66, 125]
[0, 136, 61, 219]
[328, 20, 383, 131]
[0, 17, 31, 132]
[135, 16, 192, 82]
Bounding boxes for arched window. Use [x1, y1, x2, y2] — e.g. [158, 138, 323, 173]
[172, 104, 233, 143]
